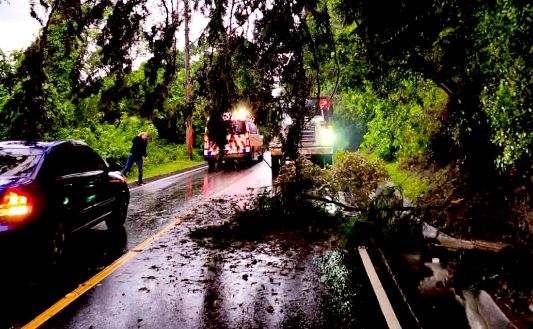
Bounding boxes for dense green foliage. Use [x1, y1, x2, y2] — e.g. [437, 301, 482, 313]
[333, 0, 531, 176]
[0, 1, 207, 163]
[334, 77, 448, 162]
[475, 1, 532, 169]
[274, 151, 387, 209]
[0, 0, 530, 203]
[0, 1, 531, 323]
[329, 151, 387, 207]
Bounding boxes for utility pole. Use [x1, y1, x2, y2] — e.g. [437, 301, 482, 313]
[184, 0, 193, 160]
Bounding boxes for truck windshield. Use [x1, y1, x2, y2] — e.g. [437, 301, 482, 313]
[305, 98, 333, 121]
[228, 121, 246, 134]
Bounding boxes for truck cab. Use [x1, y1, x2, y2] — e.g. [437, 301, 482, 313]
[300, 97, 334, 164]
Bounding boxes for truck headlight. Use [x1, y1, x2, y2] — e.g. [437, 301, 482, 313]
[320, 127, 335, 146]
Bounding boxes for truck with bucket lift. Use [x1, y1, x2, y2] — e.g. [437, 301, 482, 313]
[269, 96, 335, 176]
[203, 108, 264, 170]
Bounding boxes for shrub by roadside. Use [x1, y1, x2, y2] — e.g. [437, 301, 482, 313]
[57, 114, 205, 180]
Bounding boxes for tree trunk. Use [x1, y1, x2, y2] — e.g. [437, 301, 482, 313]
[184, 0, 193, 160]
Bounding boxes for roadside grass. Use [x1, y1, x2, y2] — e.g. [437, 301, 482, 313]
[124, 159, 205, 182]
[383, 161, 432, 201]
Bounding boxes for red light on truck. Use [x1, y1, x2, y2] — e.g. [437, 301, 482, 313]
[319, 98, 330, 110]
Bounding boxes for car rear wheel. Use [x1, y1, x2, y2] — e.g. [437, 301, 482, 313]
[106, 196, 128, 231]
[44, 221, 66, 266]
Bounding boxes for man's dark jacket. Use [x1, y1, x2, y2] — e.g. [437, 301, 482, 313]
[130, 136, 147, 159]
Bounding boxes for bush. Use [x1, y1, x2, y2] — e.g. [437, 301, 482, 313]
[330, 151, 388, 208]
[274, 156, 331, 195]
[57, 114, 202, 167]
[57, 115, 157, 161]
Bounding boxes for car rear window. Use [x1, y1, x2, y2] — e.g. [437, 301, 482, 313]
[0, 148, 43, 177]
[228, 121, 246, 134]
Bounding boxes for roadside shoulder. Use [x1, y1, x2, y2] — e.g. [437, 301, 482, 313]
[127, 163, 207, 188]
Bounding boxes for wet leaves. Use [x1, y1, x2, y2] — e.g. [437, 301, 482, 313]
[141, 275, 157, 280]
[125, 192, 386, 328]
[138, 287, 150, 293]
[188, 192, 340, 250]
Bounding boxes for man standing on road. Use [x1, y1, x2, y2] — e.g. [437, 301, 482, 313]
[121, 131, 149, 186]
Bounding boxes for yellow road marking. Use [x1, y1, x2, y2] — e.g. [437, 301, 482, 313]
[25, 166, 257, 328]
[23, 214, 191, 329]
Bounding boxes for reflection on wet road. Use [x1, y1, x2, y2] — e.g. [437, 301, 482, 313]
[0, 158, 274, 329]
[44, 196, 387, 329]
[124, 159, 272, 248]
[4, 155, 390, 329]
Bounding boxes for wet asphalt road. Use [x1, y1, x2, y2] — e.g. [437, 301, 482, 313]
[1, 154, 391, 329]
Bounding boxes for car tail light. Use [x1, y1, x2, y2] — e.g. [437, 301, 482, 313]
[108, 171, 127, 183]
[0, 188, 33, 219]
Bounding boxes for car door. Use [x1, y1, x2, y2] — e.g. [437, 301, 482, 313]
[72, 144, 115, 231]
[37, 143, 84, 232]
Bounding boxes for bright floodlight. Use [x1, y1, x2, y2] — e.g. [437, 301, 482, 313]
[321, 127, 335, 146]
[233, 106, 251, 121]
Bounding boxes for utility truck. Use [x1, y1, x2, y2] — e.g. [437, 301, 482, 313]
[270, 97, 334, 176]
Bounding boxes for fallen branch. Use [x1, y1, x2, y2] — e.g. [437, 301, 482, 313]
[303, 194, 417, 212]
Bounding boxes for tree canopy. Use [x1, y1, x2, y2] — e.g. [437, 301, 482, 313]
[333, 0, 532, 174]
[0, 0, 530, 179]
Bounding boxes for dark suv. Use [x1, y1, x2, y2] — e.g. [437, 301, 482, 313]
[0, 140, 129, 263]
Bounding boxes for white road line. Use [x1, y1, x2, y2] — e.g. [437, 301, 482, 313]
[359, 246, 402, 329]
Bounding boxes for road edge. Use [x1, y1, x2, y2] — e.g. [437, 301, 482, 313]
[127, 162, 208, 188]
